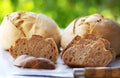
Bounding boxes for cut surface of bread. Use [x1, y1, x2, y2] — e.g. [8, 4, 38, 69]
[62, 35, 113, 67]
[10, 35, 58, 63]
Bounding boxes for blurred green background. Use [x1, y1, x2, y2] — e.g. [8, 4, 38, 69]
[0, 0, 120, 28]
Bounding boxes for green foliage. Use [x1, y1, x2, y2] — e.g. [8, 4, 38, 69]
[0, 0, 120, 28]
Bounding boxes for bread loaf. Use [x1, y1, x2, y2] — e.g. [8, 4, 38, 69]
[13, 55, 55, 69]
[0, 12, 61, 50]
[62, 35, 114, 67]
[61, 14, 120, 56]
[10, 35, 58, 63]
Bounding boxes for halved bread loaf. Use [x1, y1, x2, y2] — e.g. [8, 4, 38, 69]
[9, 35, 58, 63]
[0, 12, 61, 50]
[62, 35, 114, 67]
[61, 14, 120, 56]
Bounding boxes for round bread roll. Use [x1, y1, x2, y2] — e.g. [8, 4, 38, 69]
[61, 14, 120, 56]
[0, 12, 61, 50]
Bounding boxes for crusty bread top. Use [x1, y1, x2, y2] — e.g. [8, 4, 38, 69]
[0, 12, 61, 50]
[10, 35, 59, 63]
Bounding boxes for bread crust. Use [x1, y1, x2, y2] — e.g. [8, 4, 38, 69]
[13, 55, 55, 69]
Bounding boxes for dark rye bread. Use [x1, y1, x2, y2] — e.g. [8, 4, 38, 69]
[9, 35, 59, 63]
[62, 35, 114, 67]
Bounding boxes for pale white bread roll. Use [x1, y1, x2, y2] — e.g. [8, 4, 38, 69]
[0, 12, 61, 50]
[61, 14, 120, 56]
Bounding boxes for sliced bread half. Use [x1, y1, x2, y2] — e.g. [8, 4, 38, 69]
[62, 35, 114, 67]
[10, 35, 59, 63]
